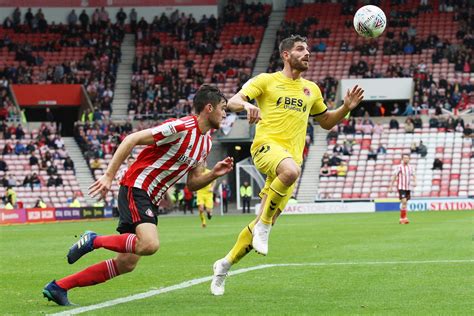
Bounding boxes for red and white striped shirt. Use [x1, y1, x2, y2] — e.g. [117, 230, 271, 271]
[393, 163, 414, 190]
[121, 116, 212, 205]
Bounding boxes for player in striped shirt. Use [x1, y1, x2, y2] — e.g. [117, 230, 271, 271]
[43, 85, 234, 306]
[390, 154, 417, 224]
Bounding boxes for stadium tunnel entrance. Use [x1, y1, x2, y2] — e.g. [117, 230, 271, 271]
[24, 106, 79, 136]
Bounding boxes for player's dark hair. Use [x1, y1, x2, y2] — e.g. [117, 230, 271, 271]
[402, 153, 410, 158]
[193, 84, 227, 113]
[279, 35, 308, 55]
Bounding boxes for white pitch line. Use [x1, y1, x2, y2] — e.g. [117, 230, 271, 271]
[49, 259, 474, 316]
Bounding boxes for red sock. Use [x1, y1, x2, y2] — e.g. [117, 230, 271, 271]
[93, 233, 137, 253]
[56, 259, 119, 290]
[400, 209, 407, 219]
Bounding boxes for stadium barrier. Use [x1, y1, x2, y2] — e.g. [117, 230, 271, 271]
[0, 207, 113, 225]
[375, 198, 474, 212]
[254, 201, 375, 215]
[255, 198, 473, 215]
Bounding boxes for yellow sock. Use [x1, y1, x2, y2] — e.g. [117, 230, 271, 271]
[199, 211, 206, 226]
[276, 183, 295, 214]
[260, 177, 290, 224]
[225, 219, 257, 264]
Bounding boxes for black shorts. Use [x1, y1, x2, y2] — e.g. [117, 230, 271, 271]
[398, 190, 411, 200]
[117, 186, 159, 234]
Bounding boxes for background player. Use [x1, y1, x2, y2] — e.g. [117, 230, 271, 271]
[390, 153, 417, 224]
[196, 163, 215, 227]
[42, 85, 233, 306]
[211, 35, 364, 295]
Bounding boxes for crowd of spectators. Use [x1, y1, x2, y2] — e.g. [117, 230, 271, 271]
[0, 123, 74, 192]
[127, 3, 263, 120]
[1, 7, 125, 115]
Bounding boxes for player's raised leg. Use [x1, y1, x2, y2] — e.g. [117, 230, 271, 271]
[44, 223, 157, 305]
[253, 158, 300, 255]
[212, 196, 285, 296]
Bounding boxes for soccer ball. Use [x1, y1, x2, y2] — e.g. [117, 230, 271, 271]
[353, 5, 387, 38]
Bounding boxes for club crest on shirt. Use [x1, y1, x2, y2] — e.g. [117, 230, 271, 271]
[303, 87, 311, 96]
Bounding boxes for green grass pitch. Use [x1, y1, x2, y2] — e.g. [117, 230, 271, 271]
[0, 210, 472, 315]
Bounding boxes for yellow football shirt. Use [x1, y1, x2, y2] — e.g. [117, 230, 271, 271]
[241, 71, 327, 164]
[196, 168, 214, 197]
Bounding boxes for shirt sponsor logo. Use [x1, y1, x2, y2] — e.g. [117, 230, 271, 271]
[145, 209, 154, 217]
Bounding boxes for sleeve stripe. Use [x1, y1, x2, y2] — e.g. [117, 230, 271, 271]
[310, 108, 328, 117]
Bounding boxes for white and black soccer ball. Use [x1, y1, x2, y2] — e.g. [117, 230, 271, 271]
[353, 5, 387, 38]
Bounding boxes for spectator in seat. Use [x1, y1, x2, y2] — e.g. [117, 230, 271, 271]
[69, 194, 81, 208]
[0, 157, 7, 171]
[90, 157, 101, 171]
[319, 163, 330, 177]
[55, 174, 63, 187]
[15, 124, 25, 139]
[14, 141, 26, 155]
[7, 174, 16, 187]
[30, 152, 39, 167]
[31, 172, 41, 189]
[429, 115, 439, 128]
[46, 162, 58, 176]
[401, 102, 414, 116]
[373, 123, 384, 134]
[26, 141, 36, 153]
[336, 162, 348, 177]
[329, 154, 342, 167]
[47, 176, 56, 187]
[417, 141, 428, 158]
[0, 175, 8, 187]
[2, 142, 13, 155]
[368, 147, 378, 160]
[389, 118, 399, 129]
[321, 153, 330, 166]
[413, 115, 423, 129]
[377, 144, 387, 155]
[64, 156, 75, 174]
[404, 118, 415, 133]
[35, 197, 47, 208]
[432, 158, 443, 170]
[342, 142, 353, 155]
[333, 144, 344, 155]
[410, 142, 418, 153]
[326, 126, 338, 143]
[391, 103, 400, 116]
[463, 123, 473, 145]
[23, 174, 33, 189]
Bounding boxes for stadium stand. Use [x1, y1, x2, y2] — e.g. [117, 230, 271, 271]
[318, 116, 473, 200]
[0, 123, 85, 208]
[128, 3, 270, 119]
[268, 1, 473, 114]
[0, 9, 124, 117]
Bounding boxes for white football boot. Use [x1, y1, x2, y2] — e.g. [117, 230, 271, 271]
[252, 220, 272, 255]
[211, 258, 230, 296]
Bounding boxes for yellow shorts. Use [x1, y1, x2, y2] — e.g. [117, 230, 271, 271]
[251, 143, 296, 200]
[197, 193, 213, 209]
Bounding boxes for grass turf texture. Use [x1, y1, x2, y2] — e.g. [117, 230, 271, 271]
[0, 210, 472, 315]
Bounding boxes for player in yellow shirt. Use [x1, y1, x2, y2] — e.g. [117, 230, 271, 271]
[211, 35, 364, 295]
[196, 167, 215, 228]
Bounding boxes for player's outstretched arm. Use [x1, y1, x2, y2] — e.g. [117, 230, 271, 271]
[187, 157, 234, 191]
[228, 93, 261, 124]
[88, 129, 155, 198]
[315, 85, 364, 130]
